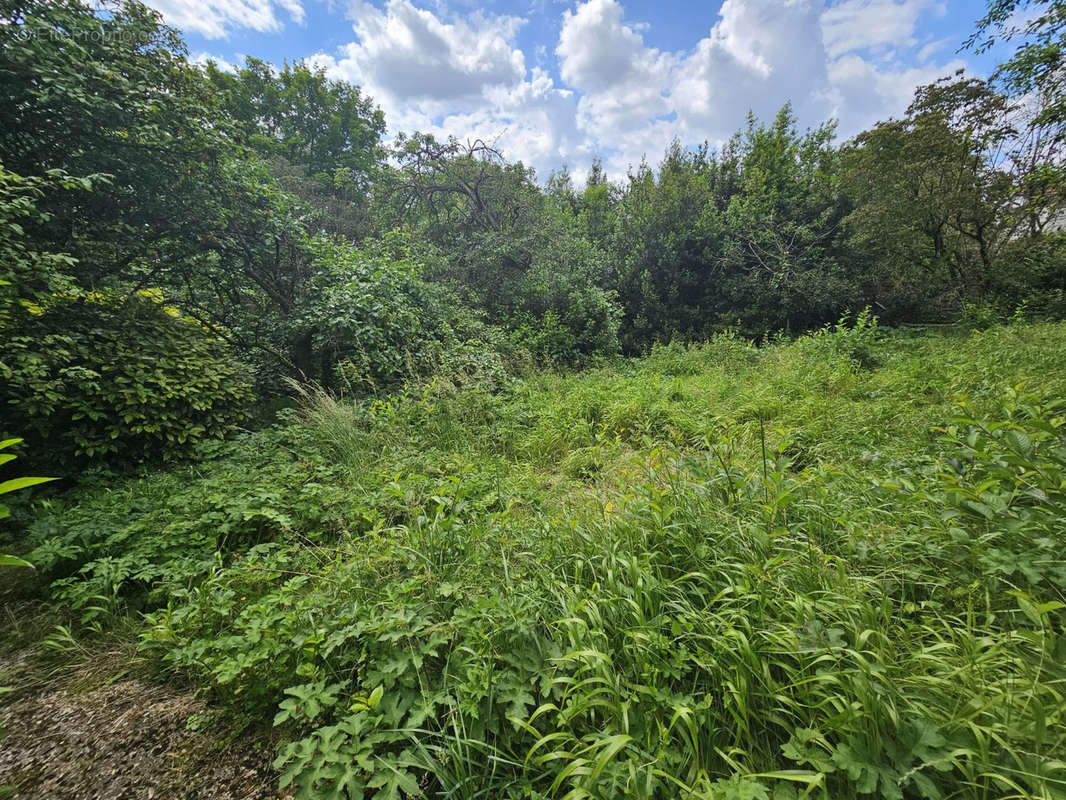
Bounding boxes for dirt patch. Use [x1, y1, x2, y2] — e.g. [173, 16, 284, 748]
[0, 652, 286, 800]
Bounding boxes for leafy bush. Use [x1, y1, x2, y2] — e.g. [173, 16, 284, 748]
[0, 164, 89, 314]
[296, 237, 511, 393]
[515, 234, 622, 364]
[806, 307, 882, 370]
[959, 301, 1001, 330]
[987, 233, 1066, 320]
[0, 290, 252, 464]
[922, 392, 1066, 600]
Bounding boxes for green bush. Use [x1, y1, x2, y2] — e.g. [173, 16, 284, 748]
[806, 307, 882, 369]
[959, 301, 1001, 330]
[986, 233, 1066, 319]
[296, 236, 511, 393]
[0, 290, 252, 464]
[515, 234, 622, 364]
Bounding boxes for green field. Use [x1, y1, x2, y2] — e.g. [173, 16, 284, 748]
[6, 321, 1065, 799]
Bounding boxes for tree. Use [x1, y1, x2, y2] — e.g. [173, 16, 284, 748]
[968, 0, 1066, 135]
[204, 58, 385, 240]
[716, 108, 853, 334]
[577, 159, 617, 248]
[0, 0, 235, 284]
[0, 164, 92, 316]
[609, 142, 722, 349]
[841, 73, 1063, 318]
[206, 58, 384, 183]
[0, 2, 397, 384]
[605, 111, 853, 347]
[382, 134, 621, 361]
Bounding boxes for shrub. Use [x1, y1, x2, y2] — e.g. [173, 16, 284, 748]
[516, 235, 622, 364]
[0, 290, 252, 465]
[959, 301, 1000, 330]
[806, 307, 882, 369]
[296, 236, 511, 393]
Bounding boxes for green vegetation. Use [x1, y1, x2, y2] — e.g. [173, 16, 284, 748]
[3, 2, 1065, 449]
[2, 0, 1065, 797]
[1, 290, 252, 464]
[0, 438, 54, 568]
[9, 321, 1066, 798]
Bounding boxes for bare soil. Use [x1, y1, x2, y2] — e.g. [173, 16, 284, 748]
[0, 650, 286, 800]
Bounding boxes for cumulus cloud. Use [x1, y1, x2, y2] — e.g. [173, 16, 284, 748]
[310, 0, 581, 178]
[826, 53, 967, 132]
[548, 0, 970, 176]
[672, 0, 831, 142]
[557, 0, 670, 93]
[144, 0, 305, 39]
[326, 1, 526, 102]
[190, 51, 240, 73]
[556, 0, 676, 148]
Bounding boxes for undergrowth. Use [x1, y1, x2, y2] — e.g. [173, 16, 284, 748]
[7, 322, 1066, 799]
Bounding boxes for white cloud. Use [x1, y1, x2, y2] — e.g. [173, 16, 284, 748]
[191, 52, 240, 73]
[826, 53, 967, 131]
[144, 0, 304, 39]
[557, 0, 676, 142]
[311, 0, 581, 178]
[557, 0, 667, 92]
[326, 1, 527, 102]
[821, 0, 943, 58]
[307, 0, 974, 182]
[672, 0, 832, 143]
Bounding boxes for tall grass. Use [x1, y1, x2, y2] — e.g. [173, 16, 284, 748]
[14, 322, 1066, 799]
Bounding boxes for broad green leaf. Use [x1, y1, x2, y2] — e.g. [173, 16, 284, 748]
[0, 554, 34, 568]
[0, 476, 57, 495]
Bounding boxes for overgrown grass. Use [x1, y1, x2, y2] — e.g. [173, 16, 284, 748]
[7, 321, 1066, 799]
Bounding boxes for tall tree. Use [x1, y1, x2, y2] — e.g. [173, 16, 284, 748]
[382, 134, 620, 361]
[0, 0, 232, 283]
[205, 58, 385, 240]
[717, 107, 853, 334]
[842, 73, 1062, 317]
[610, 142, 721, 349]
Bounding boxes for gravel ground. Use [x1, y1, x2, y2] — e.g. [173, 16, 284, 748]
[0, 651, 286, 800]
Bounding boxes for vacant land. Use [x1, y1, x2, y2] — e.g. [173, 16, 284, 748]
[4, 322, 1065, 799]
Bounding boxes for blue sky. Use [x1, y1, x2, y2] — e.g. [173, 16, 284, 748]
[145, 0, 1007, 180]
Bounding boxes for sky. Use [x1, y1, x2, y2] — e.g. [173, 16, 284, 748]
[144, 0, 1006, 182]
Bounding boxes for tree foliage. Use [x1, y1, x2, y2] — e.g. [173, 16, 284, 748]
[843, 73, 1065, 319]
[0, 0, 233, 282]
[205, 57, 385, 239]
[968, 0, 1066, 133]
[606, 109, 854, 347]
[381, 134, 622, 362]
